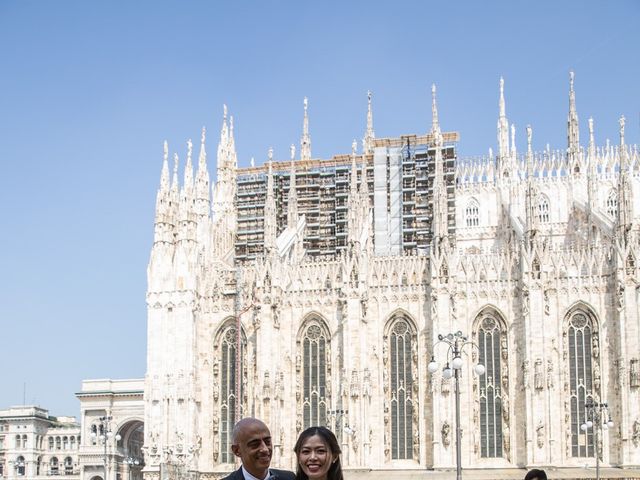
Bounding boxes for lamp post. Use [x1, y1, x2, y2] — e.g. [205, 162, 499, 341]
[124, 457, 141, 480]
[428, 331, 485, 480]
[90, 416, 121, 480]
[580, 399, 614, 480]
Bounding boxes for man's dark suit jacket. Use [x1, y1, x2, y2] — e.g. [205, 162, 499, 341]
[222, 467, 296, 480]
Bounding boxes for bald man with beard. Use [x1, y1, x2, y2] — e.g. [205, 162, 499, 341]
[223, 418, 295, 480]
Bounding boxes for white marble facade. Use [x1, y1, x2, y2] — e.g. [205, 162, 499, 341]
[143, 73, 640, 479]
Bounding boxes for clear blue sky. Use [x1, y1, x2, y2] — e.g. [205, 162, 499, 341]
[0, 1, 638, 417]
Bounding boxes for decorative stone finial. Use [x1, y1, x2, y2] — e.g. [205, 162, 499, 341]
[619, 115, 626, 145]
[201, 126, 206, 145]
[164, 140, 169, 161]
[187, 139, 193, 161]
[268, 147, 274, 162]
[588, 117, 594, 143]
[527, 125, 532, 153]
[250, 157, 255, 167]
[352, 139, 357, 156]
[290, 144, 296, 161]
[223, 104, 228, 121]
[431, 83, 440, 138]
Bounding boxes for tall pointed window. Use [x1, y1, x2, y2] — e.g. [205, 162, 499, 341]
[217, 321, 246, 464]
[567, 310, 596, 457]
[465, 198, 480, 227]
[606, 189, 617, 218]
[300, 319, 330, 429]
[477, 313, 505, 458]
[537, 195, 550, 223]
[386, 315, 416, 460]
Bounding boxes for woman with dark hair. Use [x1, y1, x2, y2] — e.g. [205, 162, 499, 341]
[293, 426, 343, 480]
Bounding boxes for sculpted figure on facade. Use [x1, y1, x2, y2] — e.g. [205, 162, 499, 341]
[442, 421, 451, 448]
[631, 358, 640, 388]
[534, 358, 544, 390]
[536, 422, 545, 449]
[632, 419, 640, 447]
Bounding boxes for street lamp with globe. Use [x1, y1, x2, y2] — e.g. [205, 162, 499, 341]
[90, 416, 121, 480]
[428, 331, 485, 480]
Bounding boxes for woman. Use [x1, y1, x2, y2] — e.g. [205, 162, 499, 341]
[294, 426, 343, 480]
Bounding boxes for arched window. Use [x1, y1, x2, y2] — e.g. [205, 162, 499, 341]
[48, 437, 54, 450]
[476, 312, 506, 458]
[22, 435, 27, 449]
[50, 457, 59, 475]
[216, 321, 246, 464]
[537, 195, 550, 223]
[55, 437, 61, 450]
[567, 309, 597, 457]
[606, 189, 617, 218]
[64, 457, 73, 475]
[385, 315, 417, 460]
[62, 436, 68, 450]
[15, 435, 21, 449]
[465, 198, 480, 227]
[36, 456, 42, 475]
[300, 318, 330, 429]
[15, 456, 25, 476]
[70, 436, 75, 450]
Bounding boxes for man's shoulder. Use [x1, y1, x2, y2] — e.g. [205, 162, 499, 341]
[271, 468, 296, 480]
[221, 468, 243, 480]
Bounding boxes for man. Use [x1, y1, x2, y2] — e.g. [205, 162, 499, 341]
[524, 469, 547, 480]
[223, 418, 295, 480]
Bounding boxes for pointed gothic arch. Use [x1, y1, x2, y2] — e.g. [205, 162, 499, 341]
[296, 313, 331, 431]
[605, 189, 617, 218]
[537, 194, 550, 223]
[383, 310, 418, 461]
[213, 317, 247, 464]
[562, 303, 600, 458]
[472, 306, 510, 459]
[465, 197, 480, 227]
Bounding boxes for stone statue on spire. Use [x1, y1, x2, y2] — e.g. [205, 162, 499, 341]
[497, 76, 510, 160]
[567, 70, 580, 161]
[300, 97, 312, 161]
[363, 90, 375, 154]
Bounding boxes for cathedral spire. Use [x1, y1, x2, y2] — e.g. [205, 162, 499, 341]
[431, 84, 442, 144]
[586, 118, 597, 234]
[184, 138, 194, 194]
[497, 77, 510, 159]
[567, 71, 580, 154]
[362, 90, 375, 154]
[432, 88, 448, 244]
[288, 144, 299, 228]
[264, 147, 277, 254]
[348, 140, 360, 248]
[524, 125, 537, 236]
[617, 115, 633, 233]
[171, 152, 179, 195]
[195, 126, 211, 217]
[155, 141, 171, 223]
[300, 97, 312, 161]
[160, 140, 170, 192]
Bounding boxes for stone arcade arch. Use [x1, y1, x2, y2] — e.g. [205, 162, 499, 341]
[116, 420, 144, 480]
[562, 302, 601, 460]
[472, 306, 510, 461]
[383, 310, 419, 462]
[296, 314, 331, 432]
[212, 318, 247, 465]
